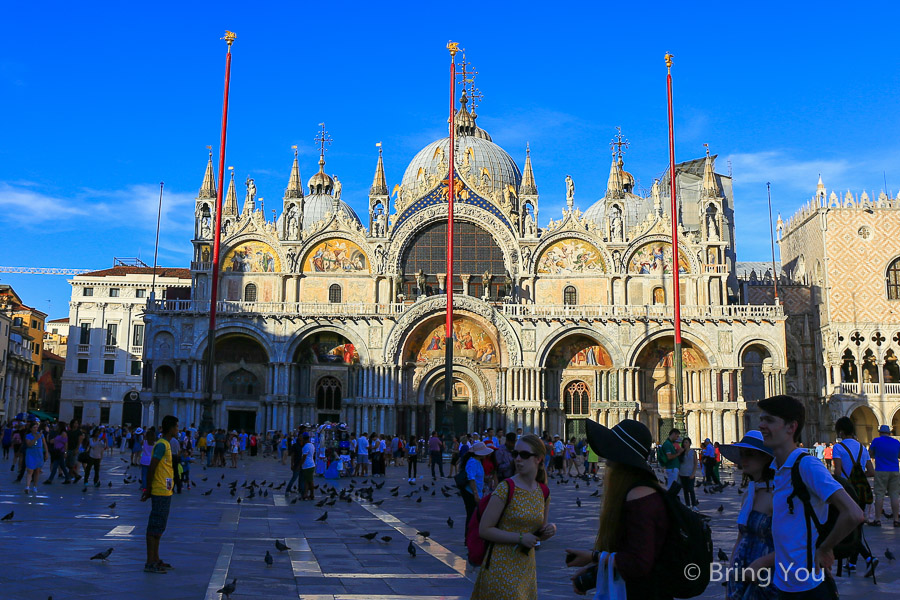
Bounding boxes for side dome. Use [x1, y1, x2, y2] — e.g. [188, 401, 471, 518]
[301, 193, 362, 229]
[400, 136, 522, 202]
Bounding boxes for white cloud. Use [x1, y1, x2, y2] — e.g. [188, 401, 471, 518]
[726, 151, 852, 188]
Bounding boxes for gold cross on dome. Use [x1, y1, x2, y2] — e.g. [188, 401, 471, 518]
[315, 122, 332, 157]
[610, 126, 629, 158]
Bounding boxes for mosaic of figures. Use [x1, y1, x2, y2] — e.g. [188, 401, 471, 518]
[223, 241, 281, 273]
[296, 333, 360, 365]
[627, 242, 690, 275]
[548, 335, 613, 369]
[408, 317, 498, 364]
[537, 239, 605, 274]
[305, 239, 368, 273]
[637, 338, 708, 369]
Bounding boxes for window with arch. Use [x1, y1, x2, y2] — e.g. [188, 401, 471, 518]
[564, 380, 589, 415]
[224, 368, 258, 397]
[652, 286, 665, 305]
[316, 376, 342, 412]
[887, 257, 900, 300]
[328, 284, 342, 303]
[243, 283, 257, 302]
[563, 285, 577, 305]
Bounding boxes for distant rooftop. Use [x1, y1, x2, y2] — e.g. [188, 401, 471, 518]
[736, 261, 782, 280]
[77, 266, 191, 279]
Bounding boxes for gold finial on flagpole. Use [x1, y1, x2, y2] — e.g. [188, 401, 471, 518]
[664, 52, 673, 71]
[222, 31, 237, 46]
[447, 41, 459, 57]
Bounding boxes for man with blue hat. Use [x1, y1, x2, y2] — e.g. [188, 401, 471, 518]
[869, 424, 900, 528]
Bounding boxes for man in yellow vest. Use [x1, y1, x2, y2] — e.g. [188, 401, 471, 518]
[141, 415, 178, 574]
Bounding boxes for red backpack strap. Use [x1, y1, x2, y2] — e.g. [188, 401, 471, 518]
[539, 482, 550, 500]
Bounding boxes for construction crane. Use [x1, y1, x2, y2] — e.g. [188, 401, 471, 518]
[0, 257, 148, 276]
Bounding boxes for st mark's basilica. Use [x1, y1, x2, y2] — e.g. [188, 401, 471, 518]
[141, 90, 787, 443]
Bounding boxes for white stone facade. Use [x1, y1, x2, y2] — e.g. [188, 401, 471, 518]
[58, 267, 191, 426]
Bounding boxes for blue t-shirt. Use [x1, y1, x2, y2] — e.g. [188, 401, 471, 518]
[464, 456, 485, 496]
[869, 436, 900, 472]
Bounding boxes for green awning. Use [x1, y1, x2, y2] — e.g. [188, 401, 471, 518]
[28, 410, 57, 421]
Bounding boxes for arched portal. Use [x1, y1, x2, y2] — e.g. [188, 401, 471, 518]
[316, 376, 342, 424]
[544, 333, 613, 437]
[121, 391, 142, 427]
[205, 333, 269, 432]
[850, 405, 879, 444]
[153, 366, 175, 394]
[634, 337, 709, 442]
[741, 344, 771, 431]
[429, 377, 471, 436]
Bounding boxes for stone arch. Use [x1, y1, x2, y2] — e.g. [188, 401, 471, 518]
[739, 343, 770, 404]
[153, 365, 176, 394]
[530, 231, 611, 276]
[383, 295, 522, 366]
[734, 336, 784, 370]
[386, 205, 519, 276]
[625, 328, 718, 368]
[885, 254, 900, 300]
[414, 359, 492, 409]
[536, 326, 623, 368]
[191, 322, 277, 363]
[151, 331, 176, 363]
[848, 404, 881, 444]
[840, 348, 859, 383]
[283, 323, 371, 365]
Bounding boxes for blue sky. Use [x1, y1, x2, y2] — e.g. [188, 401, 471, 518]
[2, 2, 899, 320]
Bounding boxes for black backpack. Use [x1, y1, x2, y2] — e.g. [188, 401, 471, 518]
[837, 442, 874, 507]
[454, 454, 472, 492]
[787, 453, 867, 568]
[636, 483, 713, 598]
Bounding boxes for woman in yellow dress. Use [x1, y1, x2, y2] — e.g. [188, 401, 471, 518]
[471, 434, 556, 600]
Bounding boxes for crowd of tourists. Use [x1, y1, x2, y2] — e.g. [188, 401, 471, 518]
[6, 396, 900, 598]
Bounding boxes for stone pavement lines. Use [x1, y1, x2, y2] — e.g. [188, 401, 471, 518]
[205, 542, 235, 600]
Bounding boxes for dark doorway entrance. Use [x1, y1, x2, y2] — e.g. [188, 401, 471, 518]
[435, 401, 468, 437]
[318, 412, 340, 424]
[228, 410, 257, 432]
[122, 399, 142, 427]
[565, 418, 587, 441]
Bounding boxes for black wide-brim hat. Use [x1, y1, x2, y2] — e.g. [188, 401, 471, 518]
[586, 419, 653, 473]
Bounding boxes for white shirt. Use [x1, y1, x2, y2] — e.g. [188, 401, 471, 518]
[771, 448, 843, 592]
[357, 437, 368, 455]
[301, 442, 316, 469]
[832, 438, 869, 478]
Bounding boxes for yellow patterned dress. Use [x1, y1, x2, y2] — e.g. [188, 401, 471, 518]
[471, 479, 548, 600]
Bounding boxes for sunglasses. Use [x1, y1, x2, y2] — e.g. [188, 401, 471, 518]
[511, 450, 537, 459]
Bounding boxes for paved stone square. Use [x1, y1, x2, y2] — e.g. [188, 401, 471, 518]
[2, 452, 899, 599]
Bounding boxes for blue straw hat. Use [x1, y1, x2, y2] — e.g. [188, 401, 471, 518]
[719, 430, 773, 464]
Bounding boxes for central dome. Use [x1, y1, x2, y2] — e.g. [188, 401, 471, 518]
[401, 135, 522, 202]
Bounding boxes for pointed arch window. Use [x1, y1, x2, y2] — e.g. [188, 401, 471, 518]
[317, 376, 342, 411]
[887, 257, 900, 300]
[243, 283, 257, 302]
[563, 286, 577, 306]
[564, 380, 589, 415]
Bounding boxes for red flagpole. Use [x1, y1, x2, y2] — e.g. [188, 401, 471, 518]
[444, 42, 458, 422]
[202, 31, 235, 433]
[665, 53, 685, 432]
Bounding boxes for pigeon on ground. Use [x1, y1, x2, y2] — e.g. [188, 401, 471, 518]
[203, 489, 213, 496]
[216, 578, 237, 599]
[717, 505, 724, 513]
[82, 487, 88, 493]
[1, 511, 13, 522]
[291, 498, 299, 505]
[315, 511, 328, 522]
[107, 502, 116, 509]
[90, 547, 114, 561]
[416, 530, 430, 540]
[275, 539, 290, 552]
[372, 500, 384, 507]
[315, 499, 327, 507]
[361, 532, 378, 541]
[265, 551, 274, 567]
[718, 549, 728, 562]
[236, 498, 242, 504]
[389, 486, 400, 493]
[590, 490, 600, 497]
[108, 482, 112, 488]
[416, 497, 422, 503]
[576, 498, 581, 508]
[407, 540, 416, 557]
[380, 536, 392, 543]
[447, 517, 454, 528]
[886, 548, 896, 562]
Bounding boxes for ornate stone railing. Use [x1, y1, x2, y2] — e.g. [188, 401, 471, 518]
[839, 382, 900, 396]
[147, 298, 783, 321]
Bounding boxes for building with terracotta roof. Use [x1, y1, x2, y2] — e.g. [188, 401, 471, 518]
[58, 263, 190, 426]
[0, 284, 46, 417]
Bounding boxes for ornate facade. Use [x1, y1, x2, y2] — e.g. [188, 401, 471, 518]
[143, 95, 786, 442]
[776, 178, 900, 442]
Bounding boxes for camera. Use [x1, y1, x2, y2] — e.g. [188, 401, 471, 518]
[573, 564, 599, 593]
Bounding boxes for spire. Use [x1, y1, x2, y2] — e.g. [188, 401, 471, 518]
[198, 147, 216, 199]
[222, 168, 238, 215]
[605, 153, 624, 199]
[521, 143, 538, 196]
[285, 146, 303, 199]
[816, 174, 826, 199]
[702, 145, 719, 197]
[370, 143, 388, 196]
